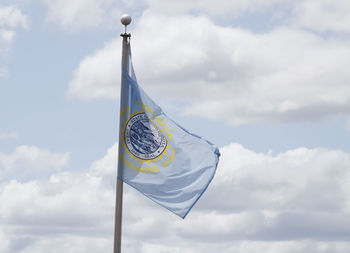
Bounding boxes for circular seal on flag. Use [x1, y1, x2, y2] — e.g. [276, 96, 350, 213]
[124, 113, 167, 160]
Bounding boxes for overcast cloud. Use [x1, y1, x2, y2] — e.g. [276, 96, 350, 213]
[1, 143, 350, 252]
[0, 5, 28, 79]
[0, 131, 19, 140]
[42, 0, 125, 31]
[67, 5, 350, 126]
[0, 145, 70, 180]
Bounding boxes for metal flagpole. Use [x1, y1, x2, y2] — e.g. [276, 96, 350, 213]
[113, 177, 123, 253]
[114, 14, 132, 253]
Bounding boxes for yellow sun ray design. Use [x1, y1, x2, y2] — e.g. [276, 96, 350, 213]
[120, 108, 170, 165]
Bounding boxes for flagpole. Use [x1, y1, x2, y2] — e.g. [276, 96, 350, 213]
[114, 14, 132, 253]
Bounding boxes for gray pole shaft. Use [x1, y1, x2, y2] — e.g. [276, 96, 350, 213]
[113, 34, 129, 253]
[113, 178, 123, 253]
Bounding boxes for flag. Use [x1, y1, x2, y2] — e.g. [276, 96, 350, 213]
[117, 40, 220, 219]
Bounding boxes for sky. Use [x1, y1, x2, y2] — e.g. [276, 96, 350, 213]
[1, 0, 350, 252]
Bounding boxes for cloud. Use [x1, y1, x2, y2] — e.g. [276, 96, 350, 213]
[3, 235, 110, 253]
[0, 5, 28, 78]
[0, 28, 13, 78]
[0, 145, 70, 179]
[219, 143, 350, 213]
[89, 143, 118, 185]
[41, 0, 122, 31]
[126, 240, 350, 253]
[140, 0, 288, 17]
[0, 146, 114, 252]
[40, 0, 288, 31]
[0, 66, 8, 78]
[0, 28, 15, 41]
[293, 0, 350, 33]
[0, 131, 19, 140]
[67, 39, 121, 99]
[0, 29, 15, 58]
[0, 5, 28, 29]
[2, 142, 350, 252]
[67, 11, 350, 126]
[0, 229, 10, 253]
[39, 0, 350, 34]
[0, 174, 114, 252]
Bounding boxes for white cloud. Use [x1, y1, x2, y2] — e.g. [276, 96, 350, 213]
[0, 66, 8, 78]
[39, 0, 350, 34]
[68, 12, 350, 126]
[0, 145, 70, 178]
[89, 143, 117, 183]
[0, 229, 10, 253]
[4, 235, 110, 253]
[141, 0, 287, 17]
[0, 131, 19, 140]
[67, 39, 121, 99]
[0, 29, 15, 42]
[128, 241, 350, 253]
[126, 0, 350, 35]
[0, 5, 28, 78]
[200, 144, 350, 215]
[3, 142, 350, 252]
[0, 28, 15, 58]
[0, 175, 114, 252]
[293, 0, 350, 33]
[42, 0, 122, 31]
[0, 5, 28, 29]
[40, 0, 287, 31]
[1, 142, 350, 252]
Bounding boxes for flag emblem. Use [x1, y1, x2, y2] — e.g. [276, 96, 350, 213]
[124, 112, 167, 160]
[120, 107, 171, 168]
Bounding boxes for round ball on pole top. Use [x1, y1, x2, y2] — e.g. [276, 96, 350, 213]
[121, 14, 132, 26]
[121, 14, 132, 36]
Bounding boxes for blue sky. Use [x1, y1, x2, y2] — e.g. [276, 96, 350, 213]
[1, 1, 350, 252]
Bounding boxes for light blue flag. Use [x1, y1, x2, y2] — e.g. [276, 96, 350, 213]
[117, 41, 220, 218]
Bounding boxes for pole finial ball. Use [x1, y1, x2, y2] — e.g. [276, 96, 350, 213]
[121, 14, 132, 26]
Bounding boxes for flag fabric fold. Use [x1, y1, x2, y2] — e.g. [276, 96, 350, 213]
[117, 40, 220, 218]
